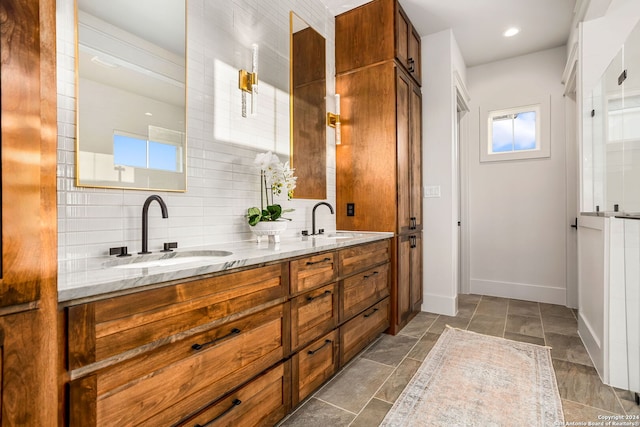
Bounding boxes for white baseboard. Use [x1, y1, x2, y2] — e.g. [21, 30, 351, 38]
[578, 312, 604, 381]
[470, 279, 566, 305]
[422, 293, 457, 316]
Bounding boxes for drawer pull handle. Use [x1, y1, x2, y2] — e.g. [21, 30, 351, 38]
[306, 257, 332, 266]
[192, 328, 241, 351]
[308, 339, 333, 355]
[363, 308, 379, 318]
[363, 271, 379, 279]
[307, 289, 332, 301]
[194, 398, 241, 427]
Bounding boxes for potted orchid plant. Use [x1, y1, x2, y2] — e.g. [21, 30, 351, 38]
[246, 151, 297, 227]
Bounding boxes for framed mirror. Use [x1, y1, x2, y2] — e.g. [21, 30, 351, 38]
[290, 12, 327, 199]
[75, 0, 187, 191]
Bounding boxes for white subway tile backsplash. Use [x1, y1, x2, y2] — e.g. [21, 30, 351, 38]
[56, 0, 336, 261]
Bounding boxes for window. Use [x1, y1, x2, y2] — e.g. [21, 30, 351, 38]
[113, 127, 184, 172]
[480, 98, 550, 162]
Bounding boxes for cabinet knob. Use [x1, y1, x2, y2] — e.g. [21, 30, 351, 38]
[408, 57, 415, 73]
[192, 328, 241, 351]
[194, 398, 242, 427]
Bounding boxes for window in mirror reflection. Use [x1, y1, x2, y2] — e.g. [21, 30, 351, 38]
[113, 131, 183, 173]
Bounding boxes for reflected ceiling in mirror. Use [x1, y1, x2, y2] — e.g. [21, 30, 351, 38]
[75, 0, 187, 191]
[290, 12, 327, 200]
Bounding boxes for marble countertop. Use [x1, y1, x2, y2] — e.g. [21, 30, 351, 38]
[58, 231, 394, 305]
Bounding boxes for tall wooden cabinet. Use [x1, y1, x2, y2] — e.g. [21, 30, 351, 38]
[336, 0, 423, 334]
[0, 0, 58, 424]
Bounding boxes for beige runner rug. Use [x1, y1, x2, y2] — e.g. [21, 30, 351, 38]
[380, 327, 564, 426]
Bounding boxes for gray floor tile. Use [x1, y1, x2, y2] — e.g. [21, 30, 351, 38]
[475, 297, 508, 317]
[397, 311, 438, 338]
[503, 331, 546, 346]
[505, 314, 544, 338]
[543, 315, 579, 336]
[508, 299, 540, 317]
[540, 303, 575, 319]
[553, 359, 625, 414]
[456, 301, 478, 318]
[562, 399, 619, 423]
[361, 334, 418, 367]
[458, 293, 482, 305]
[467, 313, 506, 337]
[375, 358, 422, 403]
[428, 315, 470, 334]
[614, 388, 640, 415]
[279, 398, 355, 427]
[406, 332, 440, 361]
[546, 332, 593, 366]
[315, 357, 394, 414]
[350, 398, 392, 427]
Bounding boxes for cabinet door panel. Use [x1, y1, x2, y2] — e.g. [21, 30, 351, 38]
[396, 71, 411, 234]
[339, 240, 391, 277]
[410, 83, 423, 230]
[340, 297, 390, 365]
[70, 305, 286, 427]
[291, 283, 338, 351]
[395, 4, 409, 69]
[178, 362, 290, 427]
[410, 233, 423, 312]
[290, 253, 337, 295]
[408, 26, 422, 84]
[67, 263, 287, 369]
[397, 235, 412, 324]
[293, 330, 339, 406]
[342, 263, 390, 321]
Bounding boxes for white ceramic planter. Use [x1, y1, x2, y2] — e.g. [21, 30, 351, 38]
[250, 220, 288, 243]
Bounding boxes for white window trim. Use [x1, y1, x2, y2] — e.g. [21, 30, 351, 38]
[480, 96, 551, 162]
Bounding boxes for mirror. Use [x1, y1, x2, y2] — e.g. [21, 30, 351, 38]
[290, 12, 327, 199]
[75, 0, 187, 191]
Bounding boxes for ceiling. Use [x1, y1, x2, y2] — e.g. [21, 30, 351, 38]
[321, 0, 578, 67]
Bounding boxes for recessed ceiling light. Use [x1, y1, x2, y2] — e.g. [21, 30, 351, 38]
[503, 27, 520, 37]
[144, 112, 153, 116]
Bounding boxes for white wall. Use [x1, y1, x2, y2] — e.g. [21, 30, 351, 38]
[422, 29, 466, 316]
[56, 0, 337, 261]
[466, 47, 568, 304]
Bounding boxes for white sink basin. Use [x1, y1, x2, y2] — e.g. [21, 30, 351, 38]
[107, 250, 233, 269]
[314, 232, 363, 239]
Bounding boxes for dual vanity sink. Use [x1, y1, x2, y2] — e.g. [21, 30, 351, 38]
[106, 232, 363, 270]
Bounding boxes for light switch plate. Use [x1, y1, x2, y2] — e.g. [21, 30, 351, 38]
[424, 185, 441, 198]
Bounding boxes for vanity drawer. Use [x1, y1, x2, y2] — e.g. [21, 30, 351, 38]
[339, 240, 391, 277]
[290, 252, 337, 295]
[292, 329, 339, 406]
[178, 361, 290, 427]
[290, 283, 338, 351]
[342, 263, 390, 322]
[340, 297, 390, 365]
[67, 263, 288, 370]
[68, 304, 287, 427]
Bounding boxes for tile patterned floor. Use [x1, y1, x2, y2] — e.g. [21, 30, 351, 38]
[278, 295, 640, 426]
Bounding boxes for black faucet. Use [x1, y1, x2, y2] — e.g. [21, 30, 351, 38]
[139, 195, 169, 254]
[312, 202, 334, 235]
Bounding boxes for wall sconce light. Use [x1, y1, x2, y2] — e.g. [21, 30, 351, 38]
[239, 43, 259, 117]
[327, 94, 341, 145]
